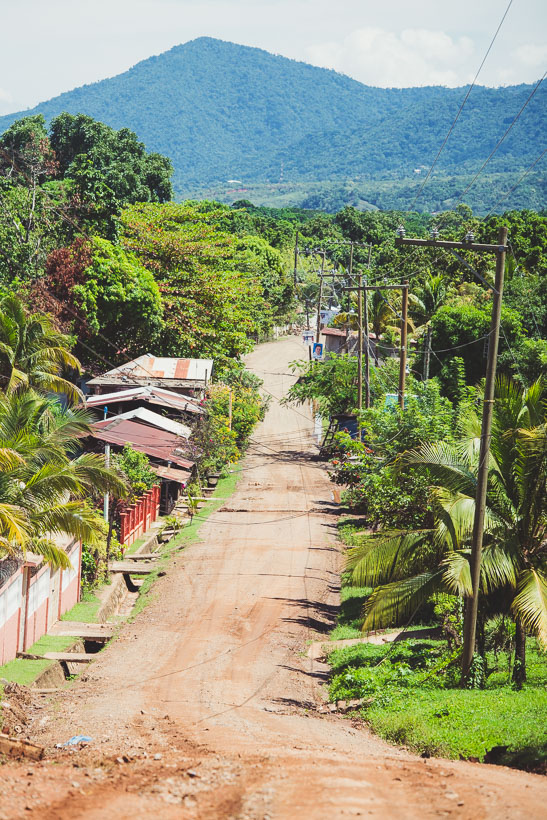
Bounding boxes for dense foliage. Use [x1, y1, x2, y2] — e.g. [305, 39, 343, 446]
[112, 445, 158, 503]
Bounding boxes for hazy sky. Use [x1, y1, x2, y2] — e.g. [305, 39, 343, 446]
[1, 0, 545, 115]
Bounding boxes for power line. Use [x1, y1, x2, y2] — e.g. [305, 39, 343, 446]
[408, 0, 515, 211]
[483, 147, 547, 218]
[456, 71, 546, 202]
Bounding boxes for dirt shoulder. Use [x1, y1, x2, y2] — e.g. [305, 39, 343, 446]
[1, 336, 545, 819]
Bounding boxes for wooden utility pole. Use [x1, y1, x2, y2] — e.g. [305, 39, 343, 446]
[351, 245, 363, 414]
[363, 244, 372, 410]
[343, 280, 408, 409]
[363, 275, 371, 409]
[315, 251, 326, 345]
[293, 231, 299, 287]
[398, 280, 409, 409]
[461, 225, 507, 679]
[396, 227, 508, 681]
[423, 325, 432, 381]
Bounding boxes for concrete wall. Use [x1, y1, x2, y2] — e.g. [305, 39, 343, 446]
[0, 572, 23, 666]
[0, 539, 82, 666]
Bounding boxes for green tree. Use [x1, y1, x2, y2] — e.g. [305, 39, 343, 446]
[120, 202, 268, 363]
[347, 376, 547, 684]
[0, 391, 126, 568]
[112, 445, 157, 502]
[0, 294, 82, 402]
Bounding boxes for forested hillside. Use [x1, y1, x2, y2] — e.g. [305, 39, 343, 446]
[0, 38, 544, 212]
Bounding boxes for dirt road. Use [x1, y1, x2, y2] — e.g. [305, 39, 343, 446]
[2, 337, 545, 819]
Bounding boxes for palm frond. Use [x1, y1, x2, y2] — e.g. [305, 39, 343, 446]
[28, 539, 73, 570]
[440, 550, 472, 596]
[29, 501, 102, 544]
[511, 569, 547, 648]
[346, 529, 432, 588]
[0, 502, 29, 544]
[363, 569, 446, 631]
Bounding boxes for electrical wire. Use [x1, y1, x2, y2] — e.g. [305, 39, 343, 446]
[483, 147, 547, 218]
[508, 240, 543, 339]
[456, 71, 546, 202]
[408, 0, 514, 211]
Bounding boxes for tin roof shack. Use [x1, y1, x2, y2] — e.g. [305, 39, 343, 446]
[321, 327, 348, 357]
[90, 417, 196, 514]
[86, 355, 214, 399]
[85, 386, 205, 433]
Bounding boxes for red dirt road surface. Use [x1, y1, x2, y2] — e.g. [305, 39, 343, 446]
[1, 337, 545, 819]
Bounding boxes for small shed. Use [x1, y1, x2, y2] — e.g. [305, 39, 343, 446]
[321, 327, 348, 357]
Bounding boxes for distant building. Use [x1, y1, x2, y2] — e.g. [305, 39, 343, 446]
[321, 327, 348, 357]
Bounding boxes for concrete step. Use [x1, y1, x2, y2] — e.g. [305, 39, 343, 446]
[42, 652, 95, 663]
[48, 622, 115, 640]
[108, 561, 155, 574]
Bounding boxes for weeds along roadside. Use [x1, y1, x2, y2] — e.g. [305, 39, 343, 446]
[323, 522, 547, 773]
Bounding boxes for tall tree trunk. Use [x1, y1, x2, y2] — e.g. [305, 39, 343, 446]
[512, 617, 527, 688]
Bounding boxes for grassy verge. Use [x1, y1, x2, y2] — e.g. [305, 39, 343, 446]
[0, 634, 78, 686]
[329, 519, 547, 772]
[130, 471, 239, 619]
[327, 633, 547, 771]
[60, 588, 102, 623]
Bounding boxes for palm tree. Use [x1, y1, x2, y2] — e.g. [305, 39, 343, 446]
[347, 376, 546, 684]
[0, 391, 127, 568]
[0, 294, 82, 403]
[409, 274, 447, 380]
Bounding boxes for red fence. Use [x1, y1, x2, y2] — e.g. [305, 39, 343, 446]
[119, 485, 161, 547]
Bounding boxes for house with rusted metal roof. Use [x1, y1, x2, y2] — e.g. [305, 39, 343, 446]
[85, 386, 205, 416]
[90, 416, 196, 514]
[86, 354, 214, 398]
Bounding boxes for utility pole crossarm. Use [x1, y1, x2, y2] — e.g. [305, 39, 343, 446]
[342, 284, 409, 291]
[396, 237, 508, 252]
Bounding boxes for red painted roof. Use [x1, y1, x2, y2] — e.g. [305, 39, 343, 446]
[321, 328, 347, 337]
[91, 418, 194, 469]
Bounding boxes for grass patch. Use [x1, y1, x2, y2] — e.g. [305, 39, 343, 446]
[327, 637, 547, 770]
[330, 584, 371, 640]
[0, 633, 77, 686]
[60, 588, 102, 623]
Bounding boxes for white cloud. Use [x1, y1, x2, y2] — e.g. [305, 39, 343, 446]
[306, 27, 476, 87]
[512, 43, 547, 67]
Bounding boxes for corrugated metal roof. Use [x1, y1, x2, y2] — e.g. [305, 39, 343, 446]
[321, 328, 347, 337]
[87, 354, 213, 385]
[151, 464, 190, 484]
[91, 418, 194, 469]
[113, 408, 192, 439]
[85, 386, 204, 415]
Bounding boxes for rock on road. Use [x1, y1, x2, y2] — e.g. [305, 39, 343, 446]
[2, 337, 545, 819]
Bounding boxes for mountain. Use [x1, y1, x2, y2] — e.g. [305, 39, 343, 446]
[1, 38, 544, 210]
